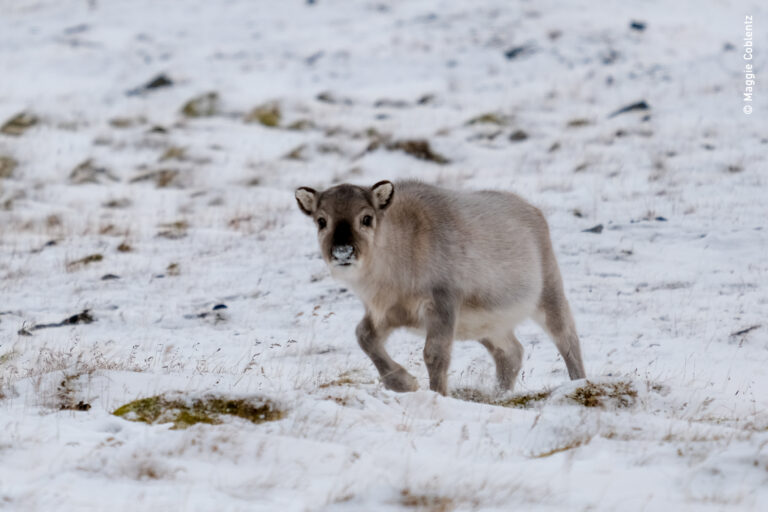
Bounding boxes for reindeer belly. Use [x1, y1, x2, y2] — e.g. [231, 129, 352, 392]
[454, 303, 534, 340]
[402, 303, 535, 341]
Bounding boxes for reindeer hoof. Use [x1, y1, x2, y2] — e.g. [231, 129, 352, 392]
[382, 370, 419, 392]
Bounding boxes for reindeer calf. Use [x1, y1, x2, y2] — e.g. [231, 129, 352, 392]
[295, 180, 585, 395]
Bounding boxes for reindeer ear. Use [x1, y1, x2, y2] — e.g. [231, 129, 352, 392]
[371, 180, 394, 210]
[295, 187, 318, 215]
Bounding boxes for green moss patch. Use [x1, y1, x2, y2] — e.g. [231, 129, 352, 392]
[181, 92, 220, 117]
[566, 380, 637, 408]
[466, 112, 510, 126]
[113, 393, 284, 429]
[286, 119, 315, 131]
[244, 102, 281, 127]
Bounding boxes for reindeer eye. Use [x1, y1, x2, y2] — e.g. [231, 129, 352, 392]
[317, 218, 327, 229]
[362, 215, 373, 227]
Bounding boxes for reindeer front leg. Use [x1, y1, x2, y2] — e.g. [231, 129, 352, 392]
[356, 315, 418, 392]
[423, 287, 457, 395]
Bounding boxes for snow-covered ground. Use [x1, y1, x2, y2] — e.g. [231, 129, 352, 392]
[1, 0, 767, 510]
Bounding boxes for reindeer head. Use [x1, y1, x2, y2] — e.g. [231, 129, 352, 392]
[295, 181, 394, 276]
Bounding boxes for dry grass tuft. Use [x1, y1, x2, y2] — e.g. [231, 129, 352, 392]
[318, 370, 373, 389]
[566, 118, 591, 128]
[66, 253, 103, 271]
[1, 111, 38, 136]
[159, 146, 186, 162]
[130, 168, 180, 188]
[566, 380, 637, 408]
[0, 155, 18, 178]
[244, 102, 281, 127]
[283, 144, 307, 161]
[103, 198, 132, 209]
[531, 437, 590, 458]
[157, 221, 188, 239]
[56, 373, 92, 411]
[181, 92, 220, 117]
[452, 387, 551, 409]
[400, 489, 455, 512]
[384, 139, 450, 164]
[70, 159, 118, 184]
[465, 112, 511, 126]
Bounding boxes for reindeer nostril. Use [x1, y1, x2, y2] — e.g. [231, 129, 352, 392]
[332, 245, 355, 261]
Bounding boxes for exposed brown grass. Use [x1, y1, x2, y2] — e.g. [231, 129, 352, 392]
[400, 489, 455, 512]
[66, 253, 103, 271]
[451, 387, 551, 409]
[566, 380, 637, 408]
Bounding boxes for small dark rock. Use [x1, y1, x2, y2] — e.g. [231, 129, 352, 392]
[126, 74, 173, 96]
[101, 274, 120, 280]
[28, 309, 95, 331]
[63, 24, 89, 35]
[212, 304, 228, 310]
[582, 224, 604, 234]
[655, 216, 667, 222]
[601, 49, 620, 65]
[145, 74, 173, 89]
[374, 98, 409, 108]
[74, 401, 91, 411]
[416, 94, 435, 105]
[316, 91, 352, 105]
[305, 51, 324, 65]
[64, 310, 94, 325]
[629, 20, 646, 31]
[504, 45, 534, 60]
[608, 101, 650, 118]
[509, 130, 528, 142]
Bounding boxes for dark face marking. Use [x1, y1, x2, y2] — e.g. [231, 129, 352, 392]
[332, 219, 353, 247]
